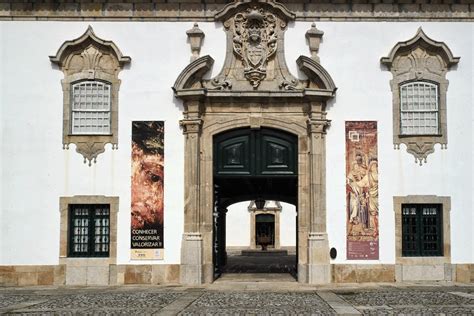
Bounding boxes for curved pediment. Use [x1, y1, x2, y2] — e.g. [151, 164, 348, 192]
[381, 28, 460, 68]
[173, 1, 336, 102]
[173, 55, 215, 93]
[296, 56, 336, 93]
[49, 26, 131, 68]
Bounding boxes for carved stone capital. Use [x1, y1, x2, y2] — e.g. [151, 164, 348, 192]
[307, 118, 331, 134]
[180, 118, 203, 134]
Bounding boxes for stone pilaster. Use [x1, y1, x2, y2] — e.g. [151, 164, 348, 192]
[179, 101, 204, 285]
[180, 233, 203, 285]
[307, 105, 331, 284]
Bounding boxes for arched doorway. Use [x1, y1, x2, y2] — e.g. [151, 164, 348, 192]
[173, 0, 336, 285]
[212, 128, 298, 277]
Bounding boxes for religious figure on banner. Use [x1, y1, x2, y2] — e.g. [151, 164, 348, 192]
[354, 158, 379, 238]
[131, 122, 164, 231]
[347, 152, 368, 225]
[345, 122, 379, 255]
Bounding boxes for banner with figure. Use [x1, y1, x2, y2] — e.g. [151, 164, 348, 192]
[131, 121, 164, 260]
[345, 121, 379, 260]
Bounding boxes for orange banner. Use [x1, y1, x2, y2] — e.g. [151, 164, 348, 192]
[131, 121, 164, 257]
[345, 121, 379, 260]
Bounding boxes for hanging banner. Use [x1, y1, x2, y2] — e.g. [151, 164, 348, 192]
[131, 121, 164, 260]
[345, 121, 379, 260]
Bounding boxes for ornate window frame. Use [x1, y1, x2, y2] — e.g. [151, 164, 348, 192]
[381, 28, 459, 165]
[50, 26, 131, 165]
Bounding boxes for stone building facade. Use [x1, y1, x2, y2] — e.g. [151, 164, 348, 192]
[0, 0, 473, 286]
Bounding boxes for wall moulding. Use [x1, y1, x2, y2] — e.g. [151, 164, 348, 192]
[1, 3, 474, 22]
[50, 26, 131, 165]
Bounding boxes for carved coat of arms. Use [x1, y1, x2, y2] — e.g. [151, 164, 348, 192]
[233, 7, 277, 88]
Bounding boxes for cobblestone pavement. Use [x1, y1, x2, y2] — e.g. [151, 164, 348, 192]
[0, 282, 473, 315]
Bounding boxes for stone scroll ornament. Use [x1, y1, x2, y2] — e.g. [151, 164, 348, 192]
[232, 7, 278, 88]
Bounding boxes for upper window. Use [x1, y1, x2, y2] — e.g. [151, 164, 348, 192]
[381, 28, 459, 164]
[400, 82, 439, 135]
[71, 81, 111, 135]
[402, 204, 442, 257]
[68, 204, 110, 257]
[50, 26, 130, 165]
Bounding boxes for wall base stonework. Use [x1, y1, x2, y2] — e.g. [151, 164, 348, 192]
[0, 265, 65, 286]
[1, 264, 472, 286]
[395, 264, 455, 282]
[332, 264, 396, 283]
[0, 264, 180, 286]
[332, 264, 474, 283]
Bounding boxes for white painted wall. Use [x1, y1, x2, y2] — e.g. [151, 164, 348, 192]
[279, 203, 297, 247]
[0, 21, 472, 265]
[287, 22, 473, 264]
[226, 202, 251, 247]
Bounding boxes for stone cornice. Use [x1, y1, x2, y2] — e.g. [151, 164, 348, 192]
[1, 2, 473, 21]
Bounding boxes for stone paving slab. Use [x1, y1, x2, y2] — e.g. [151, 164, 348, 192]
[179, 292, 335, 315]
[0, 283, 473, 315]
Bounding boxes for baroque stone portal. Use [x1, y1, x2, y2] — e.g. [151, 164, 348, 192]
[174, 0, 337, 285]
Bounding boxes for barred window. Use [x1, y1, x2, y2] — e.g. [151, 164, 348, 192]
[400, 82, 439, 135]
[402, 204, 442, 257]
[71, 81, 111, 135]
[69, 204, 110, 257]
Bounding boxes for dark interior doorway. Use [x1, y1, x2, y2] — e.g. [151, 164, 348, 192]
[213, 127, 298, 280]
[255, 214, 275, 250]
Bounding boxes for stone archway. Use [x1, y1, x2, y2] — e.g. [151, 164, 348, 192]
[212, 127, 298, 276]
[173, 0, 336, 284]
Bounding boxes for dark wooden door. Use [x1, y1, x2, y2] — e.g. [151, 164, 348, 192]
[214, 128, 297, 177]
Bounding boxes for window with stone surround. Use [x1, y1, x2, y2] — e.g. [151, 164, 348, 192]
[50, 26, 130, 165]
[68, 204, 110, 257]
[394, 196, 450, 264]
[60, 196, 118, 263]
[381, 28, 459, 165]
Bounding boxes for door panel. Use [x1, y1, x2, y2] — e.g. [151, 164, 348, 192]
[260, 134, 296, 175]
[214, 128, 297, 177]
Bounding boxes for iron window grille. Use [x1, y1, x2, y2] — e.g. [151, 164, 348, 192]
[400, 82, 439, 136]
[71, 81, 111, 135]
[68, 204, 110, 257]
[402, 204, 443, 257]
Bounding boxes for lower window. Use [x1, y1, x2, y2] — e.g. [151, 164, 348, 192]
[68, 204, 110, 257]
[402, 204, 443, 257]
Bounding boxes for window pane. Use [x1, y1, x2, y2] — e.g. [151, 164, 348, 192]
[69, 204, 110, 257]
[402, 204, 442, 257]
[71, 81, 111, 135]
[400, 82, 439, 135]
